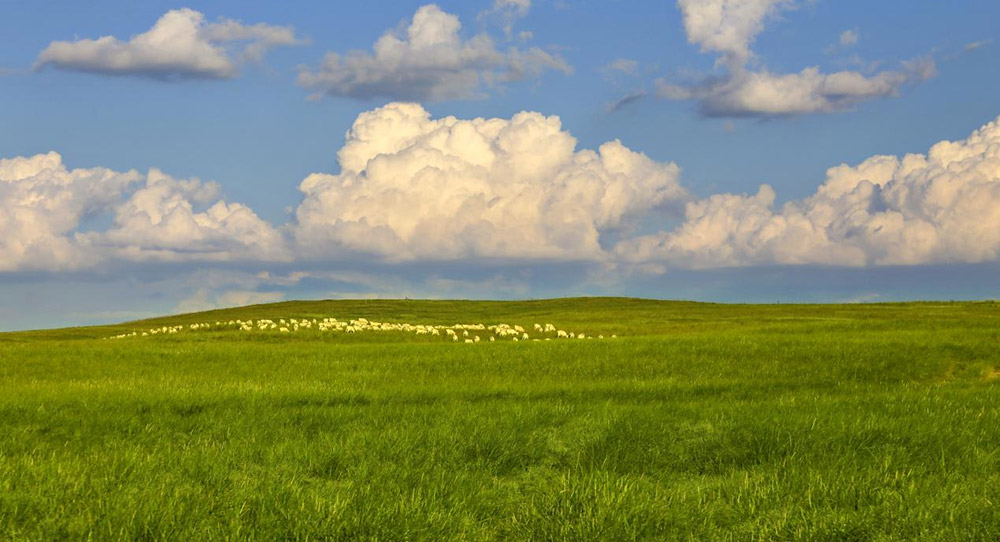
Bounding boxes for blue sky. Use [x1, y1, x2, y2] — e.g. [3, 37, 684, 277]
[1, 0, 999, 330]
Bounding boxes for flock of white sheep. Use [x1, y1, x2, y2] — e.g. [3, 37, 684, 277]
[107, 317, 617, 343]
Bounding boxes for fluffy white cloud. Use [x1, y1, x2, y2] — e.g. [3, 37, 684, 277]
[87, 170, 288, 262]
[677, 0, 795, 66]
[0, 152, 140, 271]
[7, 107, 1000, 277]
[297, 4, 569, 101]
[0, 152, 287, 271]
[293, 102, 685, 261]
[35, 8, 302, 80]
[658, 59, 935, 117]
[617, 114, 1000, 268]
[662, 0, 934, 117]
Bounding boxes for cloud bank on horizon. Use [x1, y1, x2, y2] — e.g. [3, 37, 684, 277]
[2, 104, 999, 274]
[0, 152, 286, 271]
[618, 112, 1000, 267]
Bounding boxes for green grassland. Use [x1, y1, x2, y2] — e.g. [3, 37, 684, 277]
[2, 298, 1000, 540]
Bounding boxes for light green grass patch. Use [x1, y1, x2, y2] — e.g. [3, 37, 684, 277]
[2, 298, 1000, 540]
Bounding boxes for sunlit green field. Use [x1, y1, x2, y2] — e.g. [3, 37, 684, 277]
[2, 298, 1000, 540]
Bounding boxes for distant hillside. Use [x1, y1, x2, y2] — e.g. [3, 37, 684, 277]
[2, 297, 995, 342]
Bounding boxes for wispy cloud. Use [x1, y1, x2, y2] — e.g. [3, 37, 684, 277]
[964, 39, 992, 52]
[478, 0, 532, 39]
[601, 58, 639, 78]
[824, 28, 859, 54]
[606, 89, 648, 112]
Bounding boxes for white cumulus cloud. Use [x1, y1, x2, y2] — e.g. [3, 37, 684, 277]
[297, 4, 569, 101]
[293, 102, 686, 261]
[7, 107, 1000, 277]
[658, 59, 935, 117]
[677, 0, 795, 66]
[0, 152, 287, 271]
[0, 152, 140, 271]
[660, 0, 935, 117]
[617, 114, 1000, 268]
[35, 8, 302, 80]
[86, 169, 289, 262]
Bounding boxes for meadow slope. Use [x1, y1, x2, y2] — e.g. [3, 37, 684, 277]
[1, 298, 999, 540]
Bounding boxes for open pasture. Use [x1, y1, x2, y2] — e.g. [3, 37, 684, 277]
[2, 298, 1000, 540]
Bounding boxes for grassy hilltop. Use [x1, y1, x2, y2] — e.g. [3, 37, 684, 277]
[2, 298, 1000, 540]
